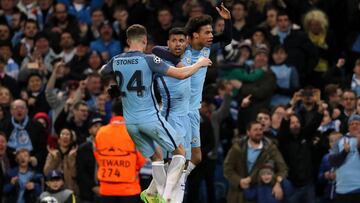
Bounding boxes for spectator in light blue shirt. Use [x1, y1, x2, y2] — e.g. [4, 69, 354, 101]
[0, 41, 20, 80]
[90, 21, 122, 61]
[329, 114, 360, 203]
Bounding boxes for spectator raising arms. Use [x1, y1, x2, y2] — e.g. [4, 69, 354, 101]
[43, 128, 79, 195]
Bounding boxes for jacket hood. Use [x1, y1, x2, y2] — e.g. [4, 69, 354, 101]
[34, 112, 51, 130]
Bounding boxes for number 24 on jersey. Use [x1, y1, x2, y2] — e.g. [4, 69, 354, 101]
[114, 70, 145, 97]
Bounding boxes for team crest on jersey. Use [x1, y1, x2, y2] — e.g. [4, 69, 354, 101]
[186, 57, 191, 65]
[154, 56, 161, 64]
[202, 49, 210, 57]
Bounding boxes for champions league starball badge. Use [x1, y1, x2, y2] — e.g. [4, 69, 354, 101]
[154, 56, 161, 64]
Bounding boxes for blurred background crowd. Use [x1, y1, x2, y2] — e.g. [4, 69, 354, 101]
[0, 0, 360, 203]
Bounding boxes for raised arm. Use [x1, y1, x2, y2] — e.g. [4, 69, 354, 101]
[213, 3, 232, 46]
[329, 138, 350, 168]
[46, 62, 64, 109]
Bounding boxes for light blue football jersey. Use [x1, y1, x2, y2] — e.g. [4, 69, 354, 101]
[103, 51, 170, 124]
[182, 46, 211, 110]
[156, 59, 191, 118]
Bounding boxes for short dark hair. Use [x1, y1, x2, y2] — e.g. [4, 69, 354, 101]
[126, 24, 147, 40]
[157, 7, 172, 16]
[343, 89, 357, 97]
[60, 31, 74, 39]
[185, 15, 213, 38]
[15, 148, 30, 157]
[272, 45, 286, 54]
[73, 101, 88, 110]
[324, 84, 339, 98]
[270, 105, 286, 116]
[55, 2, 67, 12]
[168, 27, 187, 38]
[257, 108, 270, 116]
[114, 5, 127, 12]
[277, 9, 289, 20]
[233, 0, 247, 11]
[215, 80, 226, 91]
[86, 72, 101, 79]
[91, 8, 103, 15]
[24, 19, 39, 29]
[246, 121, 262, 131]
[266, 6, 278, 13]
[12, 8, 27, 22]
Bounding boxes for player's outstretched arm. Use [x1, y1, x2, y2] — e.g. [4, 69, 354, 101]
[213, 2, 232, 46]
[166, 57, 212, 79]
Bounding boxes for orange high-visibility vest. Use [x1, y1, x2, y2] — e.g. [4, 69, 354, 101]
[94, 116, 145, 196]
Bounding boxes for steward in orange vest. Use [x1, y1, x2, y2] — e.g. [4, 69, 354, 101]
[94, 100, 145, 203]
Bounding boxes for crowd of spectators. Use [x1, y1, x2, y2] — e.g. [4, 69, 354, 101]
[0, 0, 360, 203]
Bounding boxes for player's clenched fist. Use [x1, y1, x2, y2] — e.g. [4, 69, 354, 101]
[196, 57, 212, 67]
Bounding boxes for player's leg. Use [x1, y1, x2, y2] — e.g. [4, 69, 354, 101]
[188, 110, 202, 172]
[148, 144, 166, 196]
[126, 124, 159, 203]
[172, 115, 192, 203]
[148, 117, 186, 202]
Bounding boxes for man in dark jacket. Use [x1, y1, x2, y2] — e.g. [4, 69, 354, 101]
[0, 100, 47, 172]
[269, 10, 318, 86]
[76, 116, 103, 203]
[278, 105, 324, 203]
[338, 90, 357, 134]
[44, 2, 80, 53]
[236, 46, 276, 133]
[224, 121, 288, 203]
[54, 100, 91, 145]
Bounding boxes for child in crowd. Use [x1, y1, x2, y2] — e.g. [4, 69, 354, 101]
[318, 110, 341, 134]
[318, 132, 342, 202]
[270, 45, 300, 107]
[39, 170, 78, 203]
[244, 161, 293, 203]
[3, 148, 42, 203]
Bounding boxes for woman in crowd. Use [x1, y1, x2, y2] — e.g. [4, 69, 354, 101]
[43, 128, 79, 195]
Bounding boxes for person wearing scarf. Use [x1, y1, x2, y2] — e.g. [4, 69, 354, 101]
[0, 99, 47, 172]
[7, 115, 32, 151]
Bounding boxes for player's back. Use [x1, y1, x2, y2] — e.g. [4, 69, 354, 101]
[111, 51, 163, 124]
[183, 46, 211, 110]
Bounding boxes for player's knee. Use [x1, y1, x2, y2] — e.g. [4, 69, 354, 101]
[172, 144, 185, 156]
[150, 147, 163, 161]
[191, 147, 202, 165]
